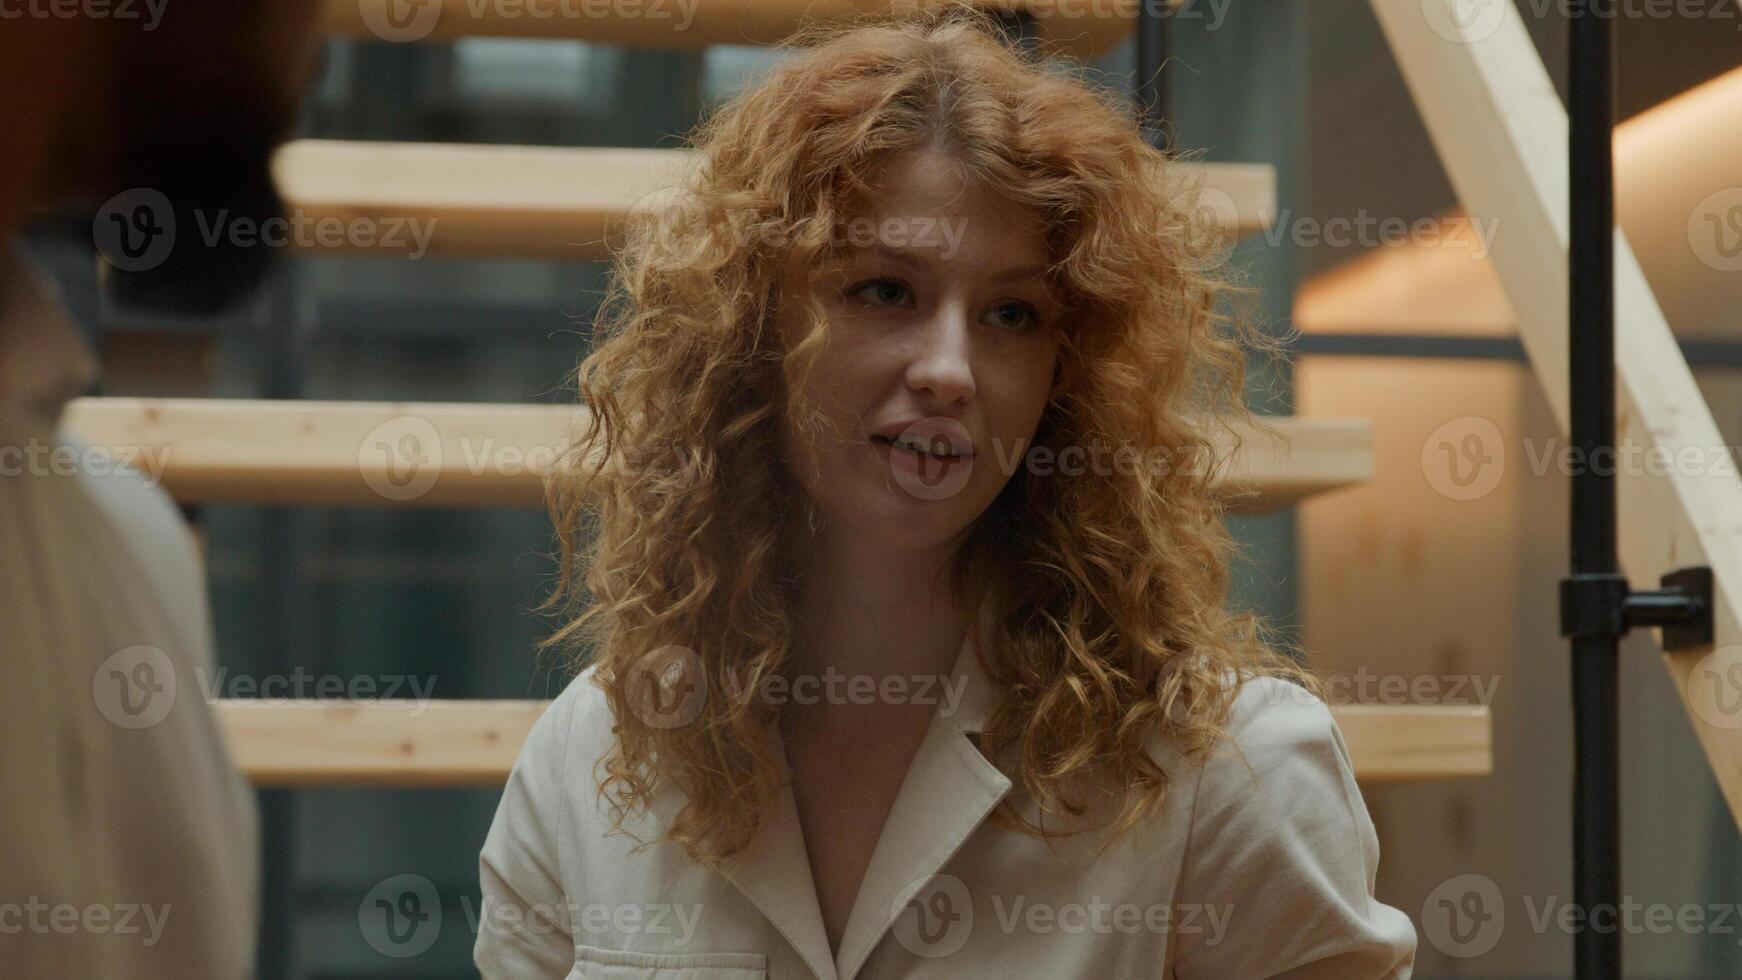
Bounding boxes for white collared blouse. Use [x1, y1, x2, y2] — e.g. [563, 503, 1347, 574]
[475, 623, 1417, 980]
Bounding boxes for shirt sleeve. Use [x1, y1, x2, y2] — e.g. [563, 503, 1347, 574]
[474, 672, 587, 979]
[1171, 676, 1417, 979]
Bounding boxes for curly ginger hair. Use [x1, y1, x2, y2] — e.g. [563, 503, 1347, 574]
[535, 2, 1327, 870]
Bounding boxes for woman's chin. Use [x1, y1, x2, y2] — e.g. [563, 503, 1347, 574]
[848, 489, 980, 546]
[788, 455, 987, 547]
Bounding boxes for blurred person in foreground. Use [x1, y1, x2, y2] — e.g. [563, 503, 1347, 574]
[0, 6, 322, 976]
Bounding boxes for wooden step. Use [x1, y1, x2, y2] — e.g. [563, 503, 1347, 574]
[62, 397, 1371, 513]
[327, 0, 1136, 61]
[218, 697, 1491, 787]
[222, 699, 547, 787]
[271, 140, 1276, 260]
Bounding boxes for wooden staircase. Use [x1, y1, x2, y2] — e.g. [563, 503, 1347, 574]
[62, 393, 1492, 786]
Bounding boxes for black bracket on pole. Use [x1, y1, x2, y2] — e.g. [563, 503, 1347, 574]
[1559, 566, 1714, 650]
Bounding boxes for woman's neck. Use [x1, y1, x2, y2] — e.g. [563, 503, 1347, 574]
[786, 523, 970, 688]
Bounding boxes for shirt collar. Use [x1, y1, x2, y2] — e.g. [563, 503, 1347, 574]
[940, 592, 996, 736]
[649, 594, 1011, 980]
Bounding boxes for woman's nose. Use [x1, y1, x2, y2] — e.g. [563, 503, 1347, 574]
[904, 302, 976, 404]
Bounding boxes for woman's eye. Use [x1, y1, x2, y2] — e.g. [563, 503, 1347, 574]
[848, 278, 911, 307]
[986, 300, 1044, 332]
[845, 279, 1044, 332]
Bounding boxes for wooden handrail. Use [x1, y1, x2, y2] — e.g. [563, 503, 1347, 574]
[61, 397, 1372, 513]
[271, 140, 1277, 260]
[217, 697, 1491, 787]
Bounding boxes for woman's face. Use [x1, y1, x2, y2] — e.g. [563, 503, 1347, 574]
[776, 148, 1064, 551]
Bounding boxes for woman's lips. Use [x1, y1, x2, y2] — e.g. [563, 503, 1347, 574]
[870, 435, 972, 496]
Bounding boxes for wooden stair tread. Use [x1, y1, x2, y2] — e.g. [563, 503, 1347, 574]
[272, 139, 1277, 259]
[217, 697, 1492, 787]
[62, 397, 1370, 513]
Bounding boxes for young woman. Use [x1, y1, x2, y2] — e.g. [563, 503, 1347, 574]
[477, 8, 1417, 978]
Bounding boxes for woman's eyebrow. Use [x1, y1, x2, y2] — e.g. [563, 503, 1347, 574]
[866, 242, 1051, 283]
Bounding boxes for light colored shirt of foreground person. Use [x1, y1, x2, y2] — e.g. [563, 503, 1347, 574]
[474, 602, 1417, 979]
[0, 249, 258, 977]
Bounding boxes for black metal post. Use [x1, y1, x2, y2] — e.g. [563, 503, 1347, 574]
[1560, 1, 1713, 975]
[1567, 1, 1620, 974]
